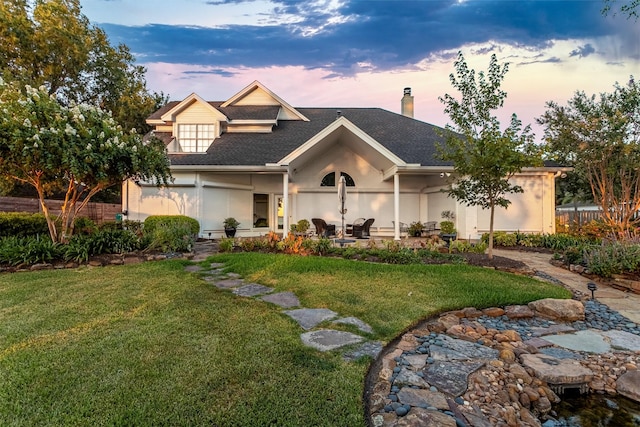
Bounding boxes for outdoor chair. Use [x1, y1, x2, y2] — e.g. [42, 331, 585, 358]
[311, 218, 336, 238]
[352, 218, 374, 238]
[346, 218, 365, 236]
[392, 221, 409, 236]
[424, 221, 438, 234]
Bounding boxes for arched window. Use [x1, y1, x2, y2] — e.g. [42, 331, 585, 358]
[320, 172, 335, 187]
[340, 172, 355, 187]
[320, 172, 355, 187]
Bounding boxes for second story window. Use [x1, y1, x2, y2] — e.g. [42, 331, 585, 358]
[177, 124, 215, 153]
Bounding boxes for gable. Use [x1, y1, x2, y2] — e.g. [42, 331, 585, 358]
[221, 80, 309, 122]
[278, 116, 407, 174]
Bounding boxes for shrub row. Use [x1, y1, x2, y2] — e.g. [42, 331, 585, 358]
[222, 232, 464, 265]
[481, 231, 598, 251]
[0, 212, 49, 238]
[0, 215, 200, 266]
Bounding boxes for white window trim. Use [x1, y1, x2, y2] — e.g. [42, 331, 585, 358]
[175, 123, 216, 153]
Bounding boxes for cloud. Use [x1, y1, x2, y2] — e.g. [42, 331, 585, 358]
[96, 0, 630, 76]
[569, 44, 596, 58]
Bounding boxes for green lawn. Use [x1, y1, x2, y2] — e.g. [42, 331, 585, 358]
[0, 253, 570, 426]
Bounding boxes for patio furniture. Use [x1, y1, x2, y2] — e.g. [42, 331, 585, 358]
[312, 218, 336, 238]
[346, 218, 365, 236]
[353, 218, 375, 238]
[392, 221, 409, 236]
[424, 221, 438, 234]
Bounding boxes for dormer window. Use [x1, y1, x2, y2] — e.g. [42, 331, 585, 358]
[177, 124, 215, 153]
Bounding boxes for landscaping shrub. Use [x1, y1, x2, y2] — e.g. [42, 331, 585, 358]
[143, 215, 200, 236]
[73, 217, 98, 235]
[142, 222, 196, 253]
[0, 212, 49, 238]
[89, 228, 140, 254]
[218, 238, 235, 253]
[311, 238, 332, 255]
[583, 242, 640, 278]
[449, 240, 488, 254]
[0, 235, 61, 266]
[62, 235, 92, 263]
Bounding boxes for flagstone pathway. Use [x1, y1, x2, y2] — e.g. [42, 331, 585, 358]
[185, 262, 383, 361]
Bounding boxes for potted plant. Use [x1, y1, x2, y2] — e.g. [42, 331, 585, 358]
[407, 221, 424, 237]
[295, 219, 310, 236]
[439, 210, 457, 246]
[223, 217, 240, 238]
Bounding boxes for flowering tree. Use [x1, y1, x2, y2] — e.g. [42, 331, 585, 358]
[0, 79, 172, 242]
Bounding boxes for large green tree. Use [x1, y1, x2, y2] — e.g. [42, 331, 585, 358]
[439, 52, 542, 259]
[0, 79, 172, 242]
[0, 0, 166, 134]
[538, 77, 640, 236]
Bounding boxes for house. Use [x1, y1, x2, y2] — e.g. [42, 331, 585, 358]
[123, 81, 566, 240]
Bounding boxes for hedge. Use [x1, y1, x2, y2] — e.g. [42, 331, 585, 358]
[143, 215, 200, 235]
[0, 212, 49, 238]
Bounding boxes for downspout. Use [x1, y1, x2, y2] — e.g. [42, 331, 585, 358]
[123, 180, 129, 217]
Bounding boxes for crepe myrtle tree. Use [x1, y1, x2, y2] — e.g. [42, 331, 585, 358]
[538, 77, 640, 236]
[0, 79, 172, 242]
[439, 52, 542, 259]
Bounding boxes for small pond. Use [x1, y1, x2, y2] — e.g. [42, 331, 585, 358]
[548, 393, 640, 426]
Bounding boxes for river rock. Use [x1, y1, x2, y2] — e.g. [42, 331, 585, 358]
[616, 370, 640, 402]
[504, 305, 535, 319]
[528, 298, 585, 321]
[483, 307, 505, 317]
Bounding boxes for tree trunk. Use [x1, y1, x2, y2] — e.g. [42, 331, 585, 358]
[487, 203, 495, 260]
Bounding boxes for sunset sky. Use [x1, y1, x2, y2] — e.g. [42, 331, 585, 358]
[79, 0, 639, 139]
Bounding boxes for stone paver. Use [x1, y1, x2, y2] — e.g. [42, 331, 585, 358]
[333, 316, 374, 334]
[300, 329, 363, 351]
[260, 291, 300, 308]
[184, 265, 204, 272]
[232, 284, 274, 297]
[212, 278, 244, 289]
[284, 308, 338, 330]
[601, 329, 640, 352]
[543, 329, 611, 354]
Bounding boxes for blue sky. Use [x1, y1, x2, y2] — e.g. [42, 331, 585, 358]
[80, 0, 639, 137]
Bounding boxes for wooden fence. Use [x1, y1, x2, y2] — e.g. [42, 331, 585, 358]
[555, 210, 603, 227]
[0, 196, 122, 224]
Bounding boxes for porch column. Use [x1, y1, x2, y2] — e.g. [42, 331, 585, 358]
[282, 172, 289, 234]
[394, 174, 400, 240]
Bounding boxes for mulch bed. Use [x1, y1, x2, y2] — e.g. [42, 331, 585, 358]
[458, 253, 530, 271]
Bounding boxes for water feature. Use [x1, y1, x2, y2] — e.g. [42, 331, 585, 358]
[548, 393, 640, 426]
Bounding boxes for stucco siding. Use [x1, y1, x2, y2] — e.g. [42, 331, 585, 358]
[476, 174, 554, 236]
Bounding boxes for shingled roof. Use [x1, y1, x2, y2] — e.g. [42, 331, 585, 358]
[163, 107, 450, 167]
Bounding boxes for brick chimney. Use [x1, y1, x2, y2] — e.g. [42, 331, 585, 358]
[401, 87, 414, 118]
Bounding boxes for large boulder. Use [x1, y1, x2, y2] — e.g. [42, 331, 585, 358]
[520, 353, 593, 388]
[528, 298, 585, 321]
[617, 371, 640, 403]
